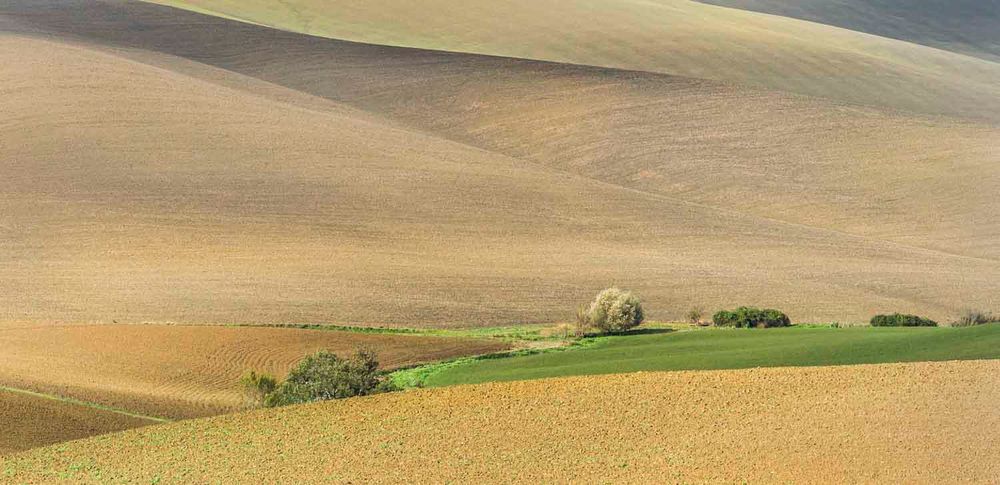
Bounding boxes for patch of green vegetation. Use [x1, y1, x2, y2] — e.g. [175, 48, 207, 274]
[870, 313, 937, 327]
[423, 324, 1000, 387]
[389, 338, 604, 388]
[0, 385, 170, 423]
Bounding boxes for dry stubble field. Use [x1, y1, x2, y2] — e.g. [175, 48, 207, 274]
[2, 360, 996, 483]
[0, 324, 507, 419]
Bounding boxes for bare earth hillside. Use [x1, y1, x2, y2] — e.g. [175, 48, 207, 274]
[1, 1, 998, 326]
[3, 360, 997, 482]
[143, 0, 1000, 123]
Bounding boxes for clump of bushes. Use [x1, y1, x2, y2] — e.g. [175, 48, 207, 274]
[577, 287, 645, 334]
[869, 313, 937, 327]
[687, 307, 705, 326]
[239, 370, 278, 409]
[952, 309, 998, 327]
[712, 307, 790, 328]
[241, 347, 397, 409]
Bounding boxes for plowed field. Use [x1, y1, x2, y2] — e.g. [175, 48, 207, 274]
[0, 390, 155, 455]
[4, 360, 996, 482]
[0, 324, 507, 419]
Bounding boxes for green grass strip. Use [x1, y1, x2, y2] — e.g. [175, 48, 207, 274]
[424, 324, 1000, 387]
[389, 337, 606, 388]
[0, 385, 171, 423]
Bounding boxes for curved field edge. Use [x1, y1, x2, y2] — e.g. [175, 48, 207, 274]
[3, 360, 997, 483]
[419, 323, 1000, 387]
[0, 324, 509, 419]
[144, 0, 1000, 123]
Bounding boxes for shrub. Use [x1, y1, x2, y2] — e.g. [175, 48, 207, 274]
[262, 348, 398, 408]
[869, 313, 937, 327]
[573, 305, 591, 336]
[239, 370, 277, 408]
[712, 307, 791, 328]
[584, 288, 644, 333]
[543, 323, 576, 339]
[952, 309, 998, 327]
[687, 307, 705, 325]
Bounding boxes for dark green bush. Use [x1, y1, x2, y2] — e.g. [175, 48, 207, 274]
[869, 313, 937, 327]
[712, 307, 791, 328]
[260, 348, 398, 408]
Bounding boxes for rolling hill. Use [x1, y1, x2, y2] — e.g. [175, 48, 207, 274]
[1, 0, 998, 326]
[2, 360, 997, 482]
[144, 0, 1000, 123]
[698, 0, 1000, 62]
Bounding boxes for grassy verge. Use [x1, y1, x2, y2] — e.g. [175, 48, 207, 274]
[417, 323, 1000, 387]
[0, 386, 171, 423]
[388, 337, 604, 388]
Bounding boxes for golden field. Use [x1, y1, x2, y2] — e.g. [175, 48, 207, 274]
[1, 1, 998, 327]
[2, 360, 996, 482]
[1, 0, 998, 474]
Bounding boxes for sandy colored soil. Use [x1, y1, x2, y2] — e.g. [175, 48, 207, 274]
[146, 0, 1000, 123]
[3, 360, 997, 483]
[0, 390, 155, 455]
[1, 2, 998, 327]
[0, 324, 507, 419]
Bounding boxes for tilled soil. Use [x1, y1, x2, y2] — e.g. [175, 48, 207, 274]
[0, 390, 154, 456]
[3, 360, 996, 483]
[1, 4, 999, 328]
[0, 324, 507, 419]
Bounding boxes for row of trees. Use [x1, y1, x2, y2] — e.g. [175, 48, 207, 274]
[576, 287, 994, 330]
[567, 287, 992, 333]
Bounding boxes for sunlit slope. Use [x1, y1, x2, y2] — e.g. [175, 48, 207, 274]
[146, 0, 1000, 122]
[248, 51, 1000, 260]
[3, 2, 1000, 325]
[10, 0, 997, 260]
[3, 35, 997, 326]
[3, 361, 998, 482]
[699, 0, 1000, 61]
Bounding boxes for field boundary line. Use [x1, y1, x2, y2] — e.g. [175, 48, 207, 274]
[0, 385, 172, 424]
[389, 336, 609, 388]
